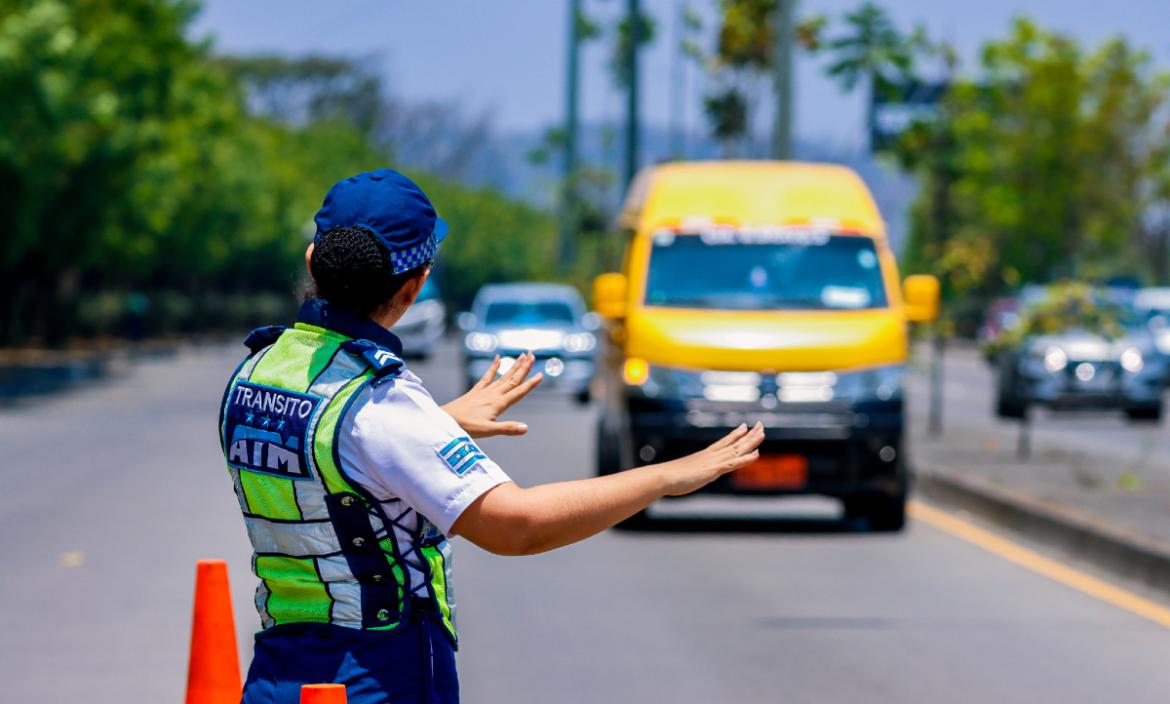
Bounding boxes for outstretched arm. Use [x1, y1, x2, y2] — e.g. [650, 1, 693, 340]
[451, 422, 766, 555]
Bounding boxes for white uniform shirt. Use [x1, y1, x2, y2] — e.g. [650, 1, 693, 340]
[337, 368, 511, 596]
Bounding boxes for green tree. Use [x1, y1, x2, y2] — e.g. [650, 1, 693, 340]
[0, 0, 207, 342]
[218, 54, 384, 136]
[819, 1, 923, 147]
[609, 9, 657, 90]
[416, 175, 557, 312]
[0, 0, 560, 347]
[697, 1, 825, 155]
[903, 20, 1170, 294]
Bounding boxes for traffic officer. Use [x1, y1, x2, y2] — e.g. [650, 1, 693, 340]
[219, 168, 765, 703]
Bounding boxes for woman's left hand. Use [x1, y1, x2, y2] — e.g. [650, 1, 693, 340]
[441, 352, 543, 438]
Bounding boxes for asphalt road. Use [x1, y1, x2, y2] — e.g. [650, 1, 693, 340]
[3, 338, 1170, 703]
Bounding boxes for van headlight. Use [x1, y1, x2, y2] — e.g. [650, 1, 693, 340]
[774, 371, 836, 402]
[464, 332, 498, 353]
[832, 365, 904, 402]
[563, 332, 596, 353]
[626, 363, 705, 399]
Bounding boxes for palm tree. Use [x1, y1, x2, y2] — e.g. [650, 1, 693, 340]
[822, 2, 919, 149]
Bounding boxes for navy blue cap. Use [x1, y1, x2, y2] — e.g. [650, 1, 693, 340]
[313, 169, 448, 274]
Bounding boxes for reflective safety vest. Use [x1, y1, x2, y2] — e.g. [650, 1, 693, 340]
[219, 322, 456, 642]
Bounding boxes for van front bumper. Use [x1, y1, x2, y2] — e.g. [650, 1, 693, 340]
[626, 398, 905, 497]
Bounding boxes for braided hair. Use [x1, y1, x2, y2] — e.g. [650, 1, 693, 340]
[307, 226, 427, 316]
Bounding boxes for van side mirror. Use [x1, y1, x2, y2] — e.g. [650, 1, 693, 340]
[903, 275, 940, 323]
[593, 273, 628, 320]
[456, 312, 477, 331]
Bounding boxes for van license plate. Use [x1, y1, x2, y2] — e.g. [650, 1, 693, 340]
[732, 455, 808, 490]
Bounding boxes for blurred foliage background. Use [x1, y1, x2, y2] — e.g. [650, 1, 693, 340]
[702, 3, 1170, 336]
[875, 16, 1170, 335]
[5, 0, 1170, 347]
[0, 0, 559, 347]
[981, 281, 1127, 357]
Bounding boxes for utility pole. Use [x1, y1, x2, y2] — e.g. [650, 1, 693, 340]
[770, 0, 795, 160]
[669, 0, 684, 160]
[927, 115, 955, 438]
[559, 0, 582, 273]
[623, 0, 641, 189]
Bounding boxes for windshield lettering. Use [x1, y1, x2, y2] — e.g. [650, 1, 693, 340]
[655, 226, 833, 247]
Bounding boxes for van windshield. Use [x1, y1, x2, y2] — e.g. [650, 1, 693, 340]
[644, 231, 889, 311]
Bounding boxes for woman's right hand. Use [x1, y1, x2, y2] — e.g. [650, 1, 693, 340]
[656, 422, 766, 497]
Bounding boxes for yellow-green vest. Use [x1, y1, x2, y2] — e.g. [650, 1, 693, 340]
[219, 323, 456, 642]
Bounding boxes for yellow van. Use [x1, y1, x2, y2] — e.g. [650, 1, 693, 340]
[593, 161, 938, 530]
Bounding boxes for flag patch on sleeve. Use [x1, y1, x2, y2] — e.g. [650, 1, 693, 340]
[436, 436, 486, 476]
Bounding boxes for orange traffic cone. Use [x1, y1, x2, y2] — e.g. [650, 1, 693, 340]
[184, 560, 242, 704]
[301, 684, 347, 703]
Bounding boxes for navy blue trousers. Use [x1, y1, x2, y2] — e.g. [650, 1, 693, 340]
[242, 618, 459, 704]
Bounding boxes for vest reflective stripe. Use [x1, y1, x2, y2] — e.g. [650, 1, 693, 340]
[309, 349, 369, 399]
[243, 512, 397, 559]
[254, 565, 272, 626]
[230, 470, 249, 514]
[292, 480, 331, 522]
[245, 516, 342, 557]
[237, 346, 271, 383]
[324, 580, 364, 625]
[317, 554, 364, 624]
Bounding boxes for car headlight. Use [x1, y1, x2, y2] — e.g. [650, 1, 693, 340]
[832, 365, 903, 402]
[464, 332, 498, 353]
[563, 332, 596, 353]
[1043, 346, 1068, 373]
[1121, 346, 1144, 374]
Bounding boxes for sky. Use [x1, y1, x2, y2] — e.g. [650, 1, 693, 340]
[192, 0, 1170, 152]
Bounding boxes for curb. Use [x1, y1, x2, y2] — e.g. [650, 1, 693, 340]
[0, 338, 215, 403]
[914, 467, 1170, 599]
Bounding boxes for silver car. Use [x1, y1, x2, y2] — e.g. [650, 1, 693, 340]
[393, 278, 446, 360]
[995, 295, 1167, 422]
[458, 283, 599, 404]
[1134, 287, 1170, 361]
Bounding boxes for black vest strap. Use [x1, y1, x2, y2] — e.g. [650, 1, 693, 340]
[341, 339, 405, 386]
[244, 325, 287, 353]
